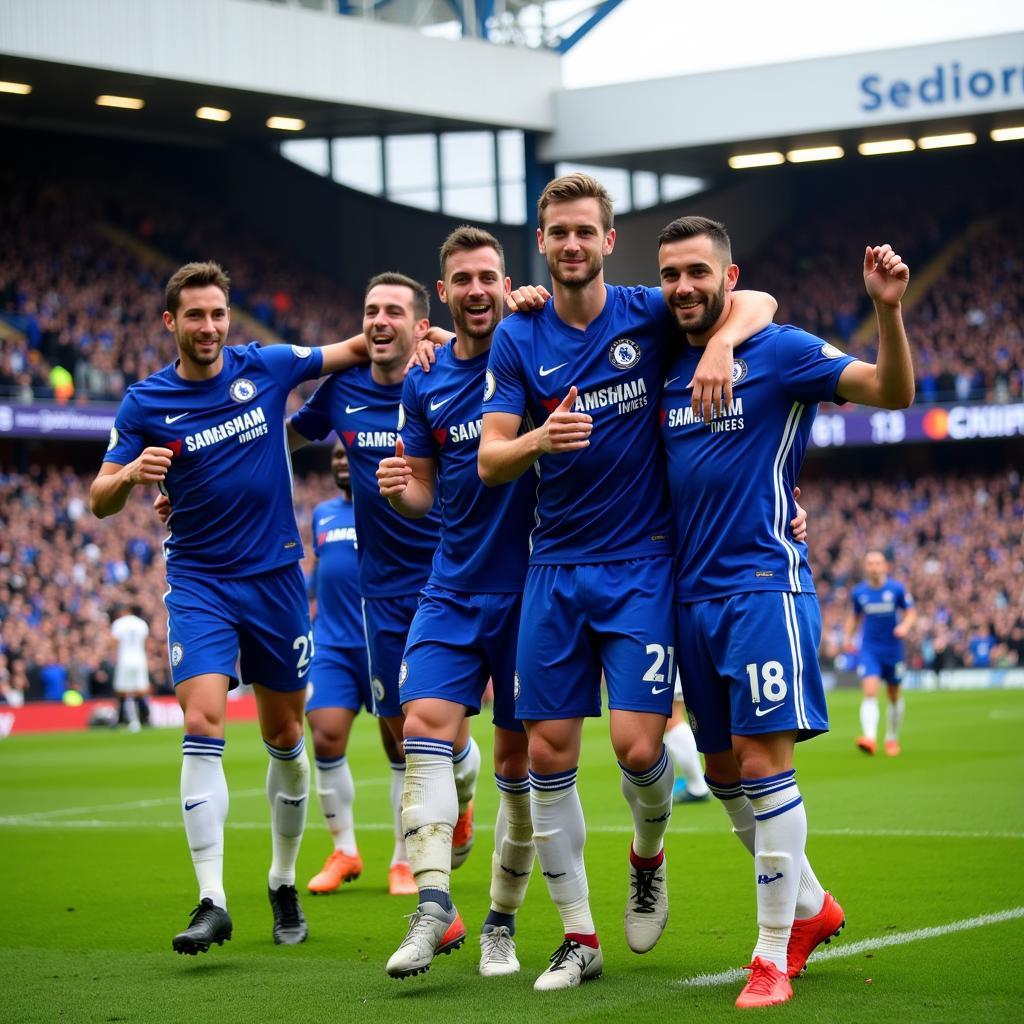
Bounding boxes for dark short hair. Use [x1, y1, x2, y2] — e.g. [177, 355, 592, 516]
[537, 172, 613, 232]
[365, 271, 430, 320]
[165, 261, 230, 316]
[657, 216, 733, 265]
[439, 225, 505, 277]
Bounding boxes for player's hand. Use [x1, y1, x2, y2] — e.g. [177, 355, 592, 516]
[539, 386, 592, 453]
[688, 334, 733, 422]
[863, 243, 909, 308]
[506, 284, 551, 314]
[405, 329, 452, 375]
[790, 486, 808, 543]
[153, 492, 172, 525]
[893, 622, 911, 639]
[128, 447, 173, 485]
[377, 438, 412, 497]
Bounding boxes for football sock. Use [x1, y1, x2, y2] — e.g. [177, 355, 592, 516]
[452, 736, 481, 814]
[530, 767, 595, 937]
[314, 754, 358, 856]
[886, 697, 905, 741]
[402, 737, 458, 893]
[181, 735, 228, 909]
[744, 770, 806, 974]
[266, 736, 309, 890]
[860, 696, 880, 740]
[389, 759, 407, 866]
[665, 721, 709, 796]
[707, 776, 825, 919]
[123, 696, 140, 730]
[489, 774, 534, 919]
[619, 745, 674, 858]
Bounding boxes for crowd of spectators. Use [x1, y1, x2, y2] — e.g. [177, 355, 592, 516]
[1, 462, 1019, 706]
[809, 468, 1024, 673]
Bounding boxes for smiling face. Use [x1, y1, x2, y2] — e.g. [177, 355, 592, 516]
[438, 245, 509, 343]
[362, 283, 427, 373]
[163, 284, 230, 374]
[658, 234, 738, 341]
[537, 197, 615, 290]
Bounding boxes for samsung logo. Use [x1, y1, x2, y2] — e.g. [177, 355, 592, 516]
[859, 61, 1024, 112]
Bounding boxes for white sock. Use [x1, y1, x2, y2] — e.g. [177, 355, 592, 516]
[744, 771, 807, 974]
[619, 745, 674, 858]
[665, 722, 709, 796]
[390, 759, 407, 866]
[181, 734, 228, 909]
[860, 696, 880, 740]
[886, 697, 905, 741]
[707, 777, 824, 919]
[530, 768, 595, 937]
[123, 697, 140, 730]
[266, 736, 310, 890]
[452, 736, 481, 814]
[315, 754, 357, 856]
[490, 775, 534, 915]
[402, 737, 458, 893]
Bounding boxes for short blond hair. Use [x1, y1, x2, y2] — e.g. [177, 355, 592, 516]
[537, 172, 613, 232]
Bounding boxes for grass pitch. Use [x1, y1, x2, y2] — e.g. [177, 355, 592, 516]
[2, 688, 1022, 1023]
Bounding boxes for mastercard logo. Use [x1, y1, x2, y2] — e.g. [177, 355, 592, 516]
[922, 408, 949, 440]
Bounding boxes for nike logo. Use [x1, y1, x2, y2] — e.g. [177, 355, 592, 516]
[663, 377, 680, 388]
[651, 685, 671, 695]
[757, 871, 784, 885]
[429, 395, 454, 412]
[280, 796, 306, 807]
[184, 799, 207, 811]
[644, 812, 670, 823]
[501, 865, 531, 878]
[165, 413, 188, 424]
[538, 362, 568, 377]
[754, 703, 783, 717]
[317, 515, 336, 526]
[542, 870, 566, 879]
[345, 404, 368, 414]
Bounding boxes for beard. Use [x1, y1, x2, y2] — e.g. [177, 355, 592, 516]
[548, 252, 603, 290]
[453, 301, 500, 339]
[178, 330, 224, 365]
[676, 278, 726, 334]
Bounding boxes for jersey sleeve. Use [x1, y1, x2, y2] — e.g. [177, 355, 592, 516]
[399, 371, 435, 458]
[290, 376, 336, 441]
[774, 326, 857, 405]
[897, 583, 914, 609]
[849, 586, 863, 616]
[256, 342, 325, 390]
[483, 320, 528, 417]
[103, 392, 147, 466]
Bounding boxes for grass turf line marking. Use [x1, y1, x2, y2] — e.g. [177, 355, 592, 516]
[677, 906, 1024, 987]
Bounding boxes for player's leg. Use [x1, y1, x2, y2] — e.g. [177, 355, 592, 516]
[516, 564, 603, 990]
[665, 694, 710, 803]
[451, 715, 480, 869]
[599, 558, 676, 955]
[857, 660, 882, 755]
[884, 668, 905, 756]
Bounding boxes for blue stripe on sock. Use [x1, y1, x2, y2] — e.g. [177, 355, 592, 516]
[265, 736, 305, 761]
[495, 773, 530, 795]
[315, 754, 347, 771]
[182, 734, 224, 756]
[705, 777, 743, 800]
[404, 736, 454, 760]
[753, 794, 804, 821]
[452, 739, 475, 765]
[390, 760, 406, 772]
[619, 746, 669, 786]
[529, 767, 577, 792]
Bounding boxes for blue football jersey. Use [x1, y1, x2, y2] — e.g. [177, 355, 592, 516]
[661, 324, 856, 602]
[310, 494, 363, 649]
[104, 342, 323, 576]
[484, 285, 674, 565]
[401, 342, 535, 592]
[291, 364, 440, 597]
[851, 579, 912, 658]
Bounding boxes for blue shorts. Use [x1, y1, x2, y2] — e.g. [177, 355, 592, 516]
[306, 644, 372, 714]
[164, 564, 312, 692]
[515, 558, 676, 721]
[857, 651, 905, 686]
[675, 592, 828, 754]
[401, 585, 523, 733]
[363, 593, 420, 719]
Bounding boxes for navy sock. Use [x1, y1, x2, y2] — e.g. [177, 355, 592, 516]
[419, 887, 452, 913]
[482, 909, 516, 935]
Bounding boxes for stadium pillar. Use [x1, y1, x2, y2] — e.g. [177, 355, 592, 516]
[522, 132, 554, 286]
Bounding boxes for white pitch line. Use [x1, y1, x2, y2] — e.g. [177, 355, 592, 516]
[678, 907, 1024, 987]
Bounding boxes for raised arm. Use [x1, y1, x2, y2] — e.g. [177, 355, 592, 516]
[90, 448, 173, 519]
[836, 244, 914, 409]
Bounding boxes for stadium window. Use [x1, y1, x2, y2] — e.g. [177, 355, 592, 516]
[280, 138, 330, 176]
[661, 174, 706, 201]
[499, 181, 527, 225]
[498, 130, 526, 225]
[441, 132, 498, 221]
[631, 171, 659, 209]
[556, 163, 631, 213]
[385, 134, 440, 211]
[331, 137, 383, 194]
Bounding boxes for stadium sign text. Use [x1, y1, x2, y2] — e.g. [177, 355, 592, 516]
[859, 60, 1024, 112]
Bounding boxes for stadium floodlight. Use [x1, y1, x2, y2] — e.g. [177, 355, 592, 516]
[96, 95, 144, 110]
[0, 80, 32, 95]
[266, 116, 306, 132]
[728, 151, 784, 170]
[991, 126, 1024, 143]
[918, 131, 976, 150]
[196, 106, 231, 122]
[786, 145, 844, 163]
[858, 138, 916, 156]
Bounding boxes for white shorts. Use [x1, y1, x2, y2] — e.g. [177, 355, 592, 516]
[114, 664, 149, 694]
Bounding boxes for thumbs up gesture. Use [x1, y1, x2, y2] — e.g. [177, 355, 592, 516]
[377, 436, 412, 497]
[539, 386, 592, 454]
